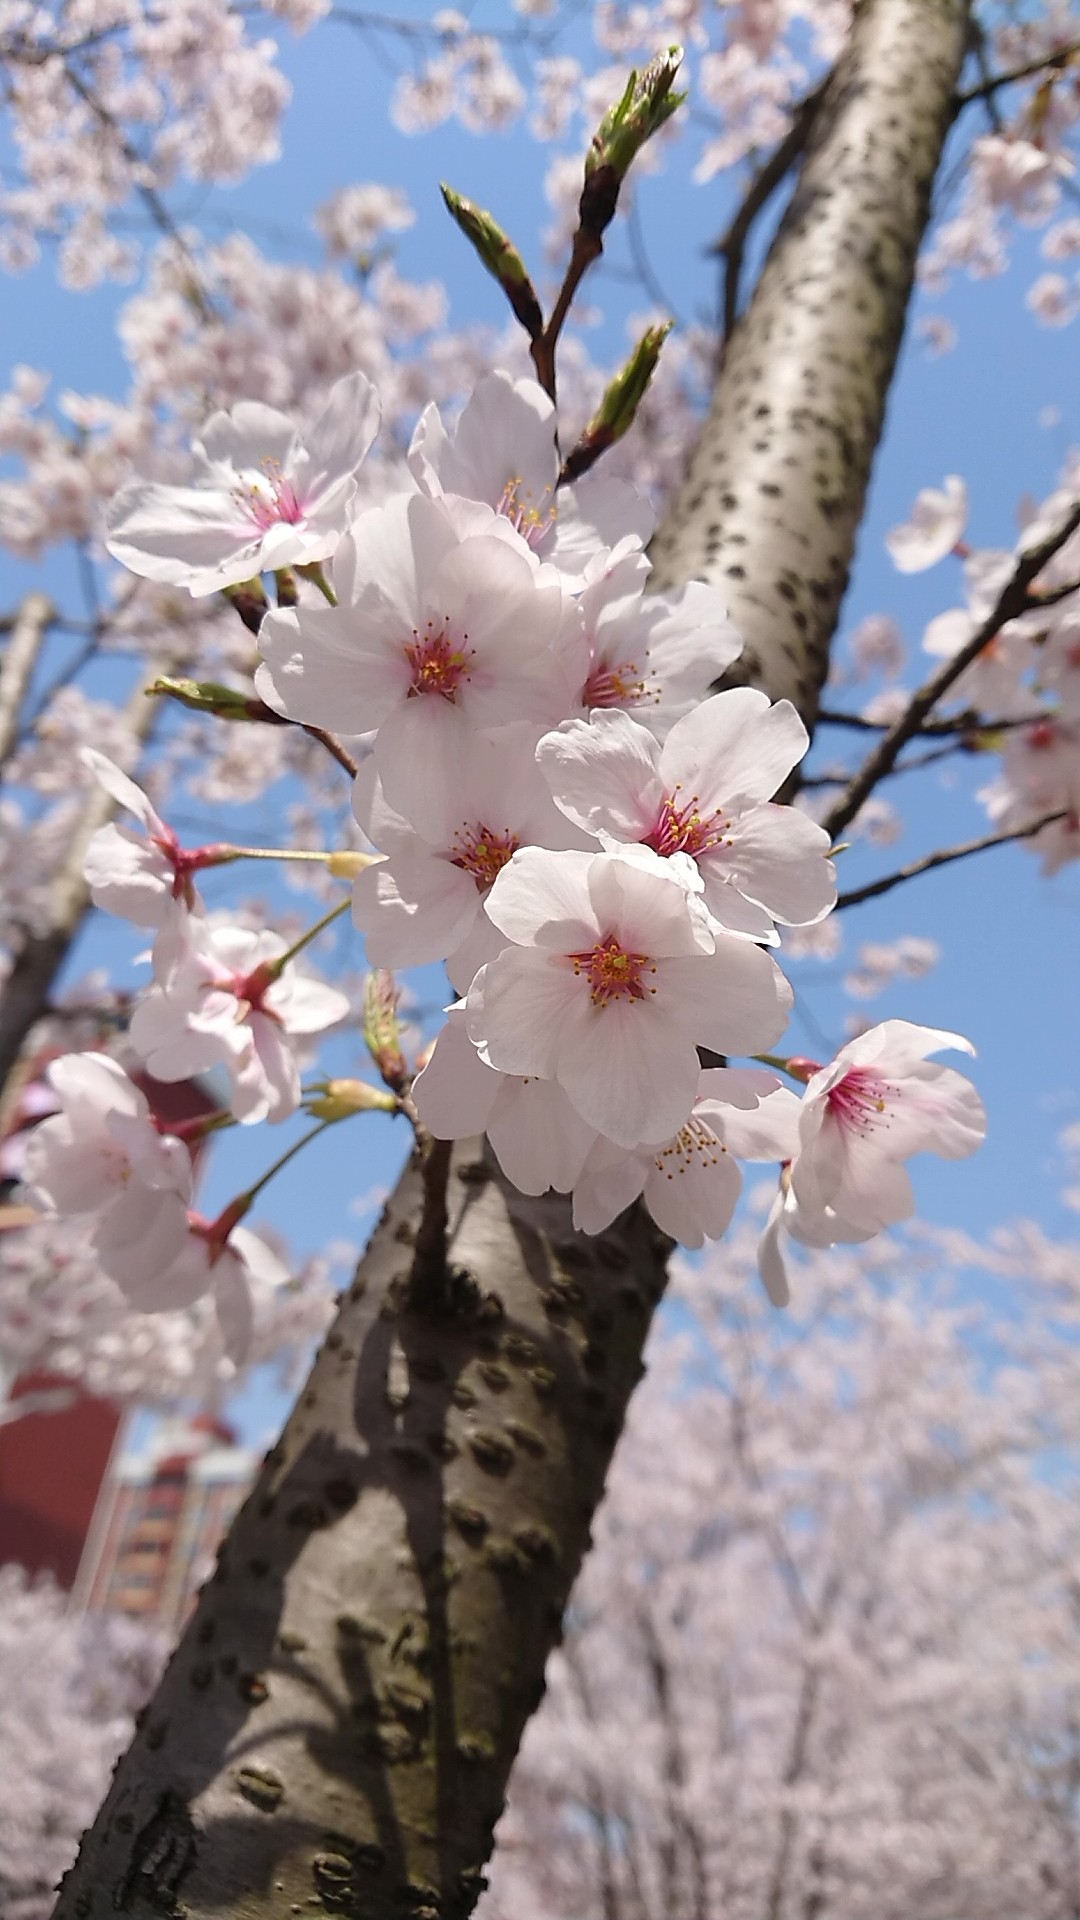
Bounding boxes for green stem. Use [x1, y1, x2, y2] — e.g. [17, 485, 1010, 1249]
[296, 561, 337, 606]
[219, 845, 345, 866]
[272, 897, 351, 973]
[229, 1119, 338, 1217]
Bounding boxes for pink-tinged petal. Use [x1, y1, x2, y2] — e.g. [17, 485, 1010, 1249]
[837, 1018, 976, 1075]
[537, 711, 662, 841]
[23, 1119, 118, 1214]
[352, 849, 480, 968]
[407, 399, 452, 497]
[587, 852, 712, 959]
[247, 1014, 301, 1124]
[46, 1051, 147, 1123]
[466, 950, 583, 1080]
[80, 749, 162, 831]
[108, 1225, 213, 1313]
[445, 913, 509, 996]
[659, 940, 793, 1056]
[757, 1191, 792, 1307]
[557, 997, 700, 1148]
[105, 481, 260, 593]
[707, 1084, 802, 1161]
[257, 603, 403, 732]
[483, 847, 598, 950]
[295, 370, 381, 513]
[196, 401, 296, 471]
[84, 824, 174, 928]
[697, 876, 779, 942]
[643, 1132, 741, 1246]
[375, 699, 475, 825]
[413, 1012, 499, 1140]
[572, 1138, 648, 1235]
[212, 1247, 256, 1365]
[664, 691, 808, 810]
[489, 1078, 597, 1196]
[272, 976, 351, 1035]
[705, 802, 837, 926]
[351, 759, 415, 854]
[885, 474, 966, 573]
[438, 371, 557, 509]
[833, 1151, 916, 1233]
[696, 1065, 781, 1108]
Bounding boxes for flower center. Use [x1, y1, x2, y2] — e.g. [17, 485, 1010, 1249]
[450, 823, 519, 891]
[237, 459, 304, 532]
[495, 475, 556, 550]
[568, 933, 655, 1007]
[405, 620, 472, 702]
[653, 1115, 726, 1179]
[826, 1067, 889, 1135]
[582, 652, 657, 711]
[644, 786, 730, 860]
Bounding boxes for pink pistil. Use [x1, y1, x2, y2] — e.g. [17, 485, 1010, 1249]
[238, 460, 304, 533]
[644, 788, 729, 860]
[582, 655, 651, 710]
[826, 1067, 889, 1135]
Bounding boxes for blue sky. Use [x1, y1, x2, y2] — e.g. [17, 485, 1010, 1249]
[3, 7, 1079, 1440]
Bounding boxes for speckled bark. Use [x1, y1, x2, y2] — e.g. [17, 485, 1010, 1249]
[648, 0, 970, 727]
[53, 1144, 670, 1919]
[52, 5, 972, 1913]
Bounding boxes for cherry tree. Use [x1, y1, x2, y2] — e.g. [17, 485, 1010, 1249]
[0, 0, 1079, 1914]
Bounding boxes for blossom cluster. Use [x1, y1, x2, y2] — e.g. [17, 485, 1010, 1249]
[5, 363, 988, 1317]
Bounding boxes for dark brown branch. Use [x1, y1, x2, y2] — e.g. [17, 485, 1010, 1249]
[530, 226, 602, 403]
[300, 724, 360, 778]
[817, 705, 1040, 738]
[709, 80, 828, 345]
[955, 39, 1080, 110]
[821, 500, 1080, 841]
[834, 809, 1069, 908]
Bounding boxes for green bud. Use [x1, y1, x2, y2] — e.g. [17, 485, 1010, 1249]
[307, 1078, 398, 1120]
[148, 676, 288, 726]
[440, 185, 544, 340]
[580, 48, 685, 240]
[561, 322, 673, 483]
[362, 970, 408, 1093]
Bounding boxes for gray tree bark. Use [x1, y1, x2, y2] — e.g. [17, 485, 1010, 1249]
[51, 2, 971, 1913]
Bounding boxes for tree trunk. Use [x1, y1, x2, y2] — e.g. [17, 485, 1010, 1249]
[649, 0, 969, 726]
[51, 2, 971, 1912]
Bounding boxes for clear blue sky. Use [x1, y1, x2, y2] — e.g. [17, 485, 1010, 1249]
[3, 7, 1078, 1440]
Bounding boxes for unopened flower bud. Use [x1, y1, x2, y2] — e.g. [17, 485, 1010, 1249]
[307, 1078, 398, 1120]
[148, 676, 289, 726]
[580, 48, 685, 241]
[327, 850, 378, 879]
[561, 322, 673, 483]
[362, 970, 408, 1093]
[440, 185, 544, 340]
[222, 577, 269, 634]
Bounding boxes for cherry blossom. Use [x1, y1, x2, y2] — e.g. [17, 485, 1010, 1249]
[129, 920, 349, 1125]
[465, 845, 793, 1148]
[21, 1053, 194, 1290]
[256, 490, 583, 819]
[81, 749, 214, 927]
[105, 371, 381, 594]
[350, 723, 588, 992]
[537, 690, 836, 939]
[566, 541, 742, 733]
[571, 1068, 798, 1240]
[885, 474, 967, 572]
[783, 1018, 986, 1240]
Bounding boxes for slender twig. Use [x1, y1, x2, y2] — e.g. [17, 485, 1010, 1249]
[834, 809, 1069, 909]
[955, 40, 1080, 111]
[709, 80, 828, 344]
[817, 705, 1042, 738]
[530, 227, 603, 402]
[821, 501, 1080, 841]
[300, 725, 359, 778]
[60, 62, 218, 322]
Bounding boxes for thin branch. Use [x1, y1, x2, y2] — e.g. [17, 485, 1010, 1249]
[60, 61, 218, 322]
[300, 724, 359, 778]
[531, 226, 602, 403]
[955, 40, 1080, 111]
[834, 810, 1069, 909]
[817, 704, 1041, 738]
[709, 80, 828, 344]
[821, 500, 1080, 841]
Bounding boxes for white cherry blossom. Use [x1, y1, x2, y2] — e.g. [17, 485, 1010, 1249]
[129, 920, 350, 1125]
[571, 1068, 798, 1241]
[256, 490, 583, 820]
[788, 1020, 986, 1235]
[351, 723, 588, 992]
[21, 1053, 194, 1288]
[407, 369, 654, 580]
[537, 690, 836, 940]
[105, 371, 381, 595]
[465, 845, 793, 1148]
[885, 475, 967, 573]
[81, 749, 211, 927]
[412, 1004, 596, 1195]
